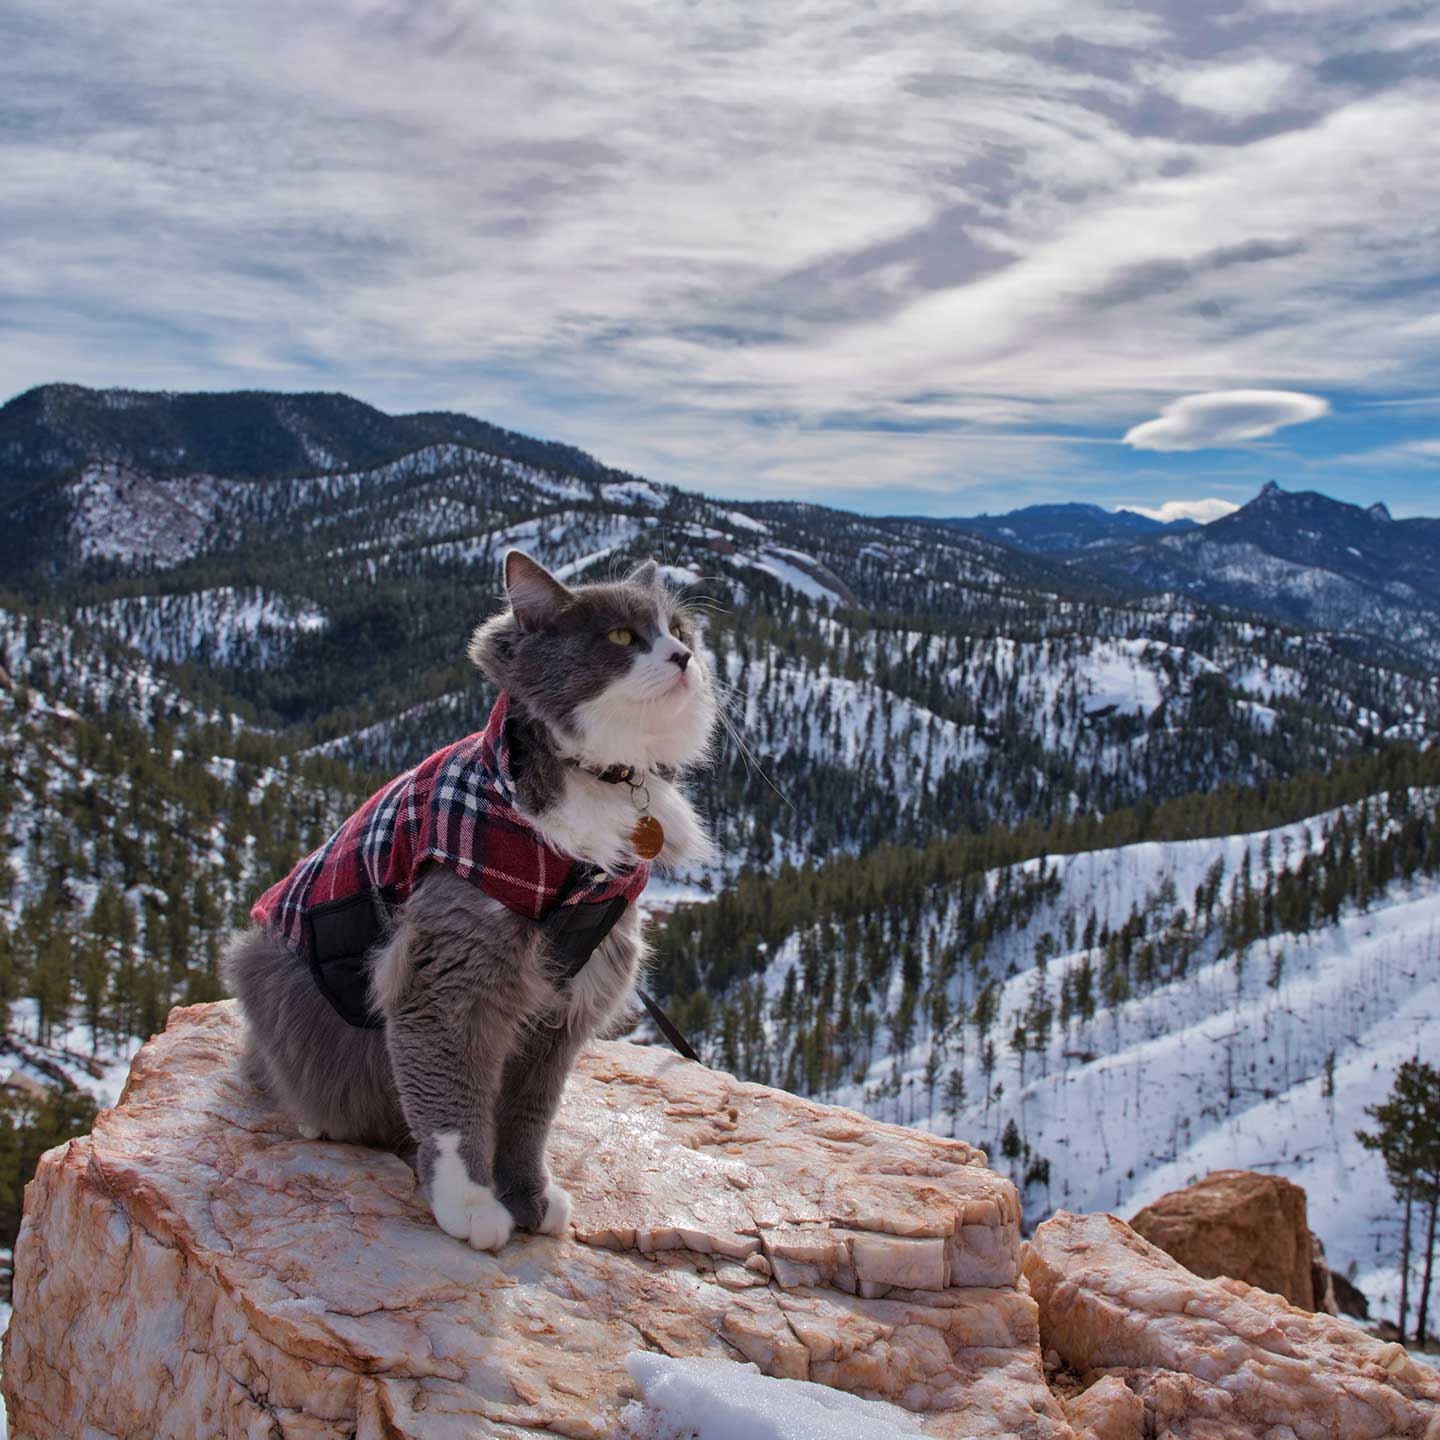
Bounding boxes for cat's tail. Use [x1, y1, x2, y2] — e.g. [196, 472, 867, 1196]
[220, 925, 285, 1092]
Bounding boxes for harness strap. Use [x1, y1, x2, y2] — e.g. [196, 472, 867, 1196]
[635, 987, 699, 1063]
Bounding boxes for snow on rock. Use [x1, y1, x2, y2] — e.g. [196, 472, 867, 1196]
[65, 464, 240, 567]
[2, 1002, 1068, 1440]
[1024, 1210, 1440, 1440]
[620, 1354, 931, 1438]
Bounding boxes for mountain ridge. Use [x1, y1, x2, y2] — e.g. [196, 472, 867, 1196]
[1078, 480, 1440, 662]
[7, 384, 1437, 663]
[940, 500, 1198, 554]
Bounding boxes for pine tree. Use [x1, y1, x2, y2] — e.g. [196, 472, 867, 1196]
[1357, 1057, 1440, 1342]
[945, 1068, 967, 1139]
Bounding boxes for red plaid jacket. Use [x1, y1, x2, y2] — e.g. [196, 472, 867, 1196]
[252, 692, 650, 961]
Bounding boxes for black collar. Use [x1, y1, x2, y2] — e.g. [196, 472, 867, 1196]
[575, 760, 644, 785]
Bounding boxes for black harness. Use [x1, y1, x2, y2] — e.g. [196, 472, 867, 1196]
[303, 868, 696, 1061]
[305, 862, 630, 1030]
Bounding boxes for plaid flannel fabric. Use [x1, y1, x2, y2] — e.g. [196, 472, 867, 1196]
[251, 691, 649, 959]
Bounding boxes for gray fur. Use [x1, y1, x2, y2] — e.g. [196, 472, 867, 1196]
[224, 551, 711, 1245]
[223, 924, 408, 1149]
[467, 558, 699, 751]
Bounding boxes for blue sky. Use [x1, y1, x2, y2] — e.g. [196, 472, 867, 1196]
[2, 1, 1439, 518]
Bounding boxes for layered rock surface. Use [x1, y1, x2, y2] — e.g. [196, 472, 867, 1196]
[1025, 1210, 1440, 1440]
[2, 1001, 1069, 1439]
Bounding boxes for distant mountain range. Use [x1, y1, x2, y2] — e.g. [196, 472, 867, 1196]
[1082, 482, 1440, 651]
[2, 383, 1437, 669]
[942, 501, 1197, 553]
[946, 484, 1440, 664]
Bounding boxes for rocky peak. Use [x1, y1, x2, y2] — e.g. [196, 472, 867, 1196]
[1369, 500, 1393, 523]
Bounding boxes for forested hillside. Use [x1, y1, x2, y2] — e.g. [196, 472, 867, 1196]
[652, 749, 1440, 1310]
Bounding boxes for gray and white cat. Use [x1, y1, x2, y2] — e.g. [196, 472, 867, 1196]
[224, 552, 716, 1251]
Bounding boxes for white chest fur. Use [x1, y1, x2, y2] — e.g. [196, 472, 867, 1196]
[530, 769, 713, 875]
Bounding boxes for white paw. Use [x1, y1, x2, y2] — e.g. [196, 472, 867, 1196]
[430, 1132, 514, 1252]
[298, 1121, 325, 1141]
[537, 1180, 573, 1236]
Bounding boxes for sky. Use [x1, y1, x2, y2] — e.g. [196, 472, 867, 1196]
[3, 0, 1439, 518]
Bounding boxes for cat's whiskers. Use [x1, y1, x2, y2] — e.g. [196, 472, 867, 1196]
[696, 672, 792, 812]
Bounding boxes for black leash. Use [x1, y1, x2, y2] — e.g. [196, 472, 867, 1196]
[635, 986, 699, 1062]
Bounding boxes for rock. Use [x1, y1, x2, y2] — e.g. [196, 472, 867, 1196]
[1333, 1269, 1372, 1321]
[1024, 1210, 1440, 1440]
[1310, 1234, 1340, 1319]
[2, 1001, 1071, 1439]
[1129, 1169, 1317, 1308]
[1061, 1375, 1143, 1440]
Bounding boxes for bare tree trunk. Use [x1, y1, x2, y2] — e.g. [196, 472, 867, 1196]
[1415, 1183, 1438, 1346]
[1399, 1174, 1414, 1340]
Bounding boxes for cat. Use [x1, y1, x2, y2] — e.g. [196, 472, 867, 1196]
[223, 551, 717, 1251]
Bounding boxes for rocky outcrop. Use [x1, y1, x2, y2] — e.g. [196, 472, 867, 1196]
[1024, 1210, 1440, 1440]
[1334, 1268, 1373, 1321]
[2, 1001, 1069, 1439]
[1059, 1375, 1144, 1440]
[1129, 1169, 1318, 1308]
[1310, 1234, 1341, 1318]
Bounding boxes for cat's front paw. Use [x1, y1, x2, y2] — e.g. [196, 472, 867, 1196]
[498, 1178, 573, 1235]
[536, 1180, 573, 1236]
[431, 1178, 514, 1251]
[429, 1134, 513, 1252]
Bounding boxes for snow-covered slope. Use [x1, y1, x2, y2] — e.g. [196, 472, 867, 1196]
[742, 790, 1440, 1318]
[65, 464, 243, 567]
[77, 588, 327, 668]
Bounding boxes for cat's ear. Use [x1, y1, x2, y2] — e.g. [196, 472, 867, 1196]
[628, 559, 659, 588]
[504, 550, 572, 631]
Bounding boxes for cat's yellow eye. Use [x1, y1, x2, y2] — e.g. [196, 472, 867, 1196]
[607, 628, 634, 646]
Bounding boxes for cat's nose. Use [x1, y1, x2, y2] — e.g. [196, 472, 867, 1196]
[670, 649, 691, 673]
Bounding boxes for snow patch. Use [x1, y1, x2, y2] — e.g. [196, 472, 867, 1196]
[620, 1354, 929, 1439]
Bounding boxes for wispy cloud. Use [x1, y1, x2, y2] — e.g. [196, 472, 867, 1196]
[1, 0, 1438, 513]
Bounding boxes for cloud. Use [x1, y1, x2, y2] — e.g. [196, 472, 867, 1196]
[1153, 57, 1296, 118]
[1122, 391, 1330, 452]
[1117, 498, 1241, 523]
[0, 0, 1437, 512]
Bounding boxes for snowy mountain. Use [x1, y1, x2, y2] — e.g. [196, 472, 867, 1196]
[77, 587, 327, 669]
[1, 385, 1433, 870]
[666, 771, 1440, 1318]
[1078, 482, 1440, 664]
[3, 381, 1439, 1336]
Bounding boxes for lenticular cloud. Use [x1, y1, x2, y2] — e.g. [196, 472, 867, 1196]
[1123, 390, 1329, 452]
